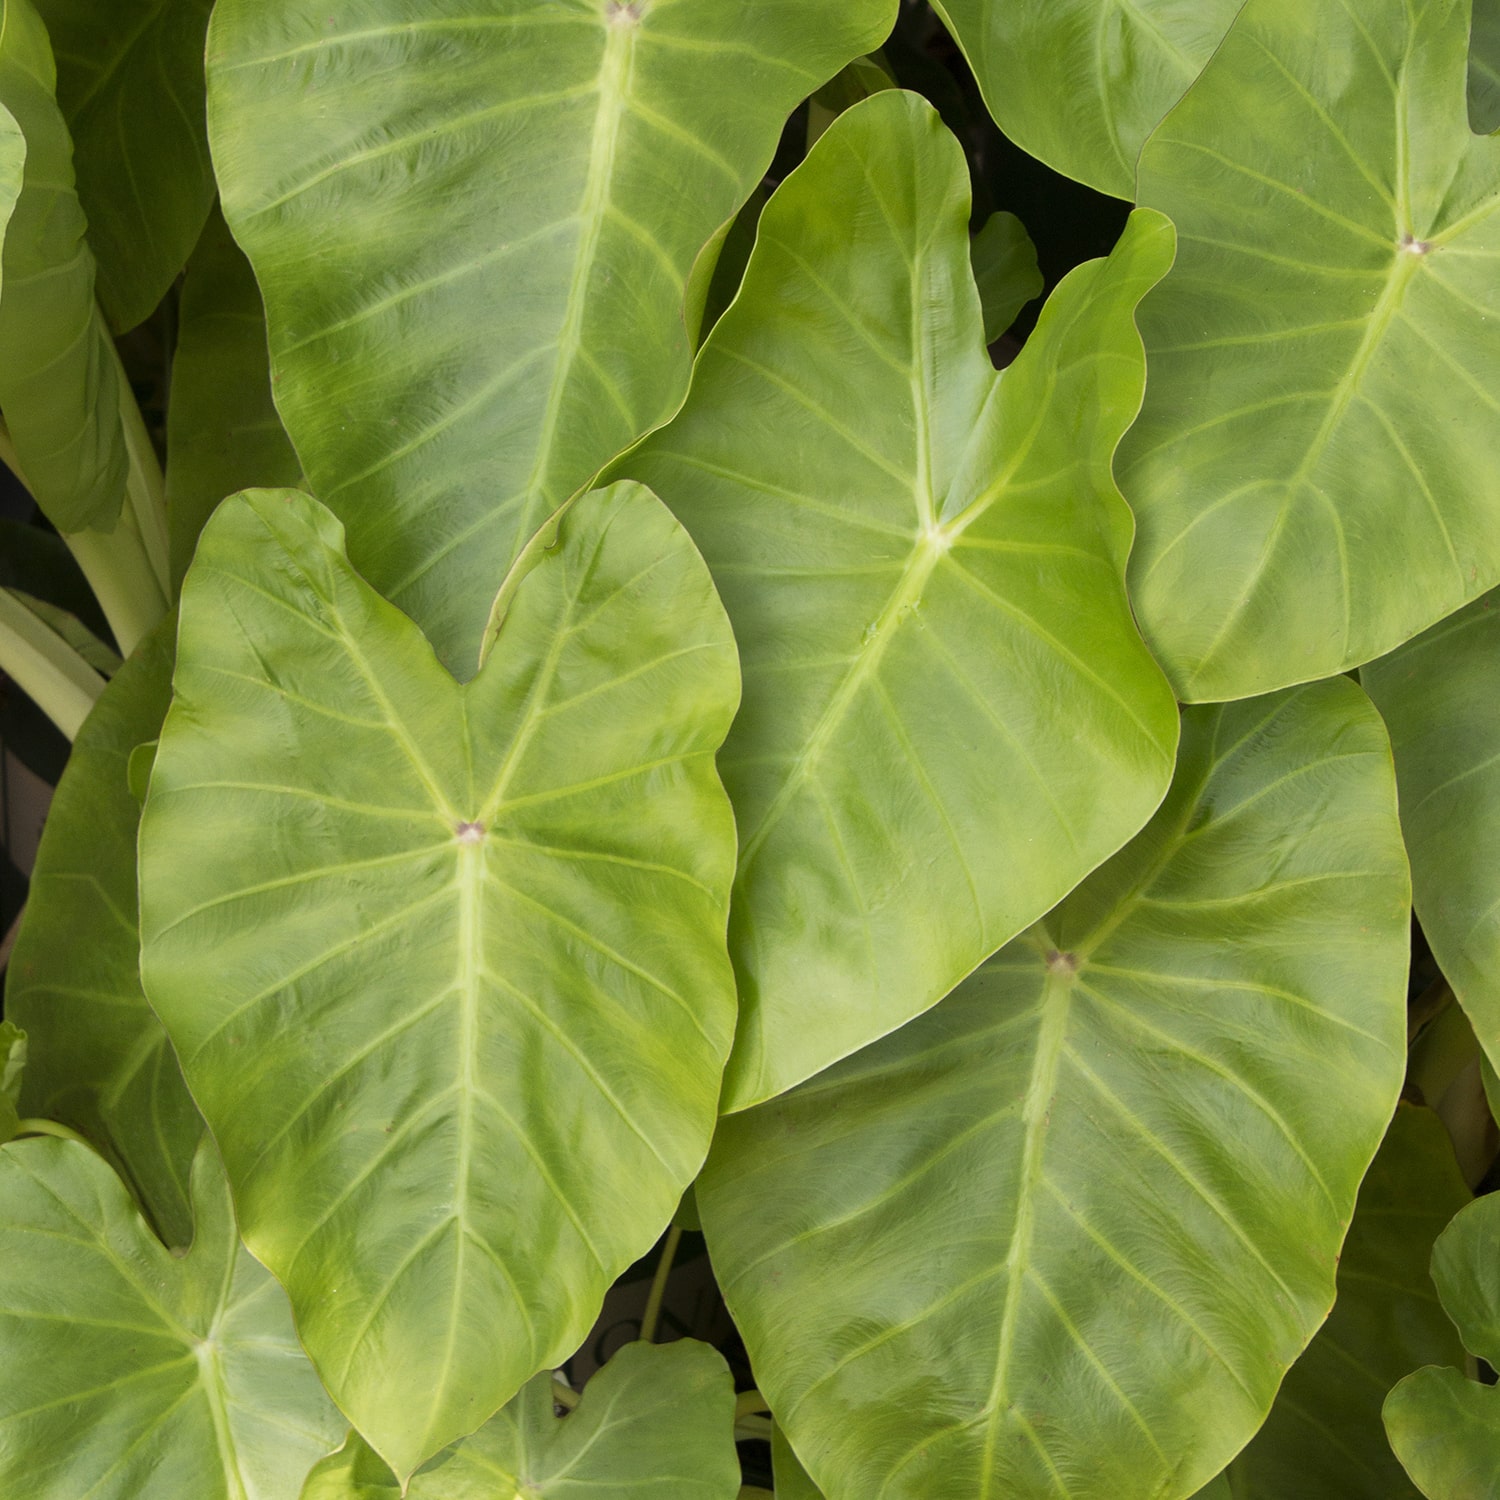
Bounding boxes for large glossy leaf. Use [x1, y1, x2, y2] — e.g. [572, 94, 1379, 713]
[1225, 1105, 1470, 1498]
[930, 0, 1242, 198]
[33, 0, 215, 332]
[138, 483, 740, 1479]
[4, 616, 199, 1247]
[0, 0, 126, 531]
[622, 91, 1179, 1110]
[1385, 1192, 1500, 1497]
[206, 0, 896, 673]
[300, 1340, 738, 1499]
[165, 203, 302, 587]
[0, 1136, 344, 1498]
[1121, 0, 1500, 701]
[698, 679, 1409, 1500]
[1363, 592, 1500, 1072]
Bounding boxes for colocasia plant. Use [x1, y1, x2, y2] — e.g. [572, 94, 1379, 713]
[3, 0, 1500, 1496]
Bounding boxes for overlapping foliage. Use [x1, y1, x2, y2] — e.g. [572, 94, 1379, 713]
[2, 1, 1499, 1497]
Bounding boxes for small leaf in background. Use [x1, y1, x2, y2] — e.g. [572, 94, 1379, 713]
[4, 615, 200, 1247]
[624, 91, 1178, 1110]
[1123, 0, 1500, 701]
[0, 1136, 345, 1499]
[930, 0, 1243, 197]
[0, 0, 127, 532]
[206, 0, 898, 673]
[166, 203, 303, 587]
[1225, 1105, 1471, 1498]
[970, 210, 1042, 344]
[139, 484, 740, 1479]
[0, 1022, 25, 1142]
[1385, 1191, 1500, 1496]
[1364, 591, 1500, 1083]
[300, 1340, 739, 1499]
[698, 678, 1409, 1499]
[33, 0, 216, 332]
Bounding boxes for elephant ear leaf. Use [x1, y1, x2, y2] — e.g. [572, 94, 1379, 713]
[698, 678, 1409, 1499]
[622, 90, 1179, 1110]
[206, 0, 897, 674]
[32, 0, 216, 332]
[1123, 0, 1500, 701]
[4, 616, 201, 1249]
[0, 0, 127, 532]
[1385, 1192, 1500, 1497]
[138, 483, 741, 1481]
[0, 1136, 344, 1499]
[1363, 591, 1500, 1078]
[929, 0, 1243, 198]
[1224, 1105, 1470, 1499]
[300, 1340, 740, 1499]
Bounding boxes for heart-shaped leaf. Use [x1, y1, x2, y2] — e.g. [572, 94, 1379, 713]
[165, 204, 302, 587]
[206, 0, 896, 672]
[698, 678, 1409, 1499]
[138, 483, 740, 1479]
[622, 90, 1179, 1110]
[0, 1136, 344, 1499]
[1363, 592, 1500, 1070]
[1122, 0, 1500, 701]
[930, 0, 1242, 198]
[0, 0, 127, 531]
[970, 210, 1042, 343]
[1225, 1105, 1470, 1498]
[4, 616, 200, 1247]
[300, 1340, 739, 1499]
[1385, 1191, 1500, 1497]
[33, 0, 216, 332]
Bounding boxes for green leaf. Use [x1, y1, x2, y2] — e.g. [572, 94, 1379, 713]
[138, 484, 740, 1480]
[0, 0, 127, 531]
[773, 1427, 823, 1500]
[32, 0, 215, 332]
[697, 679, 1409, 1499]
[1122, 0, 1500, 702]
[1385, 1365, 1500, 1500]
[621, 91, 1179, 1110]
[970, 210, 1042, 343]
[205, 0, 896, 674]
[929, 0, 1243, 198]
[165, 203, 302, 588]
[0, 1136, 344, 1499]
[0, 1022, 25, 1143]
[4, 614, 200, 1246]
[1226, 1105, 1470, 1498]
[1384, 1192, 1500, 1497]
[1363, 592, 1500, 1076]
[1472, 0, 1500, 133]
[300, 1340, 739, 1499]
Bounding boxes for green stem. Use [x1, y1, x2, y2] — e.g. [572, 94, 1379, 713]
[639, 1223, 682, 1343]
[0, 588, 107, 739]
[109, 335, 172, 599]
[0, 417, 168, 659]
[735, 1390, 771, 1420]
[15, 1118, 94, 1148]
[62, 519, 168, 659]
[551, 1377, 580, 1412]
